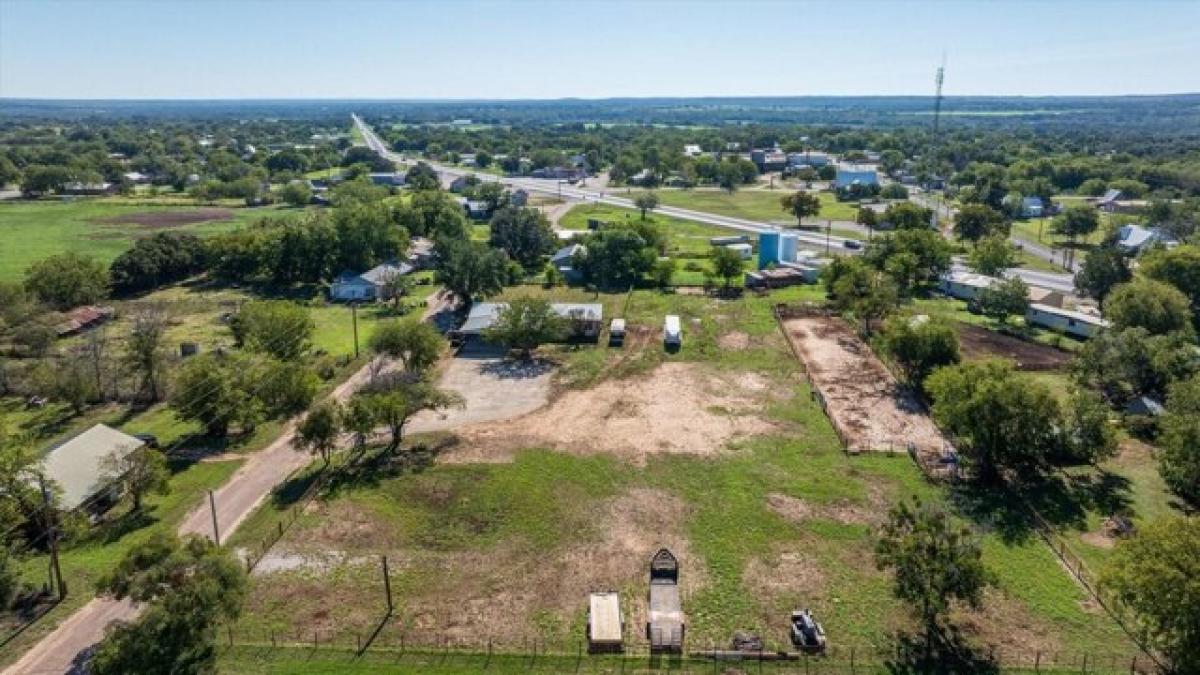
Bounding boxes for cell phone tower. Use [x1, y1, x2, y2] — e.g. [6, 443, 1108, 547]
[930, 54, 946, 229]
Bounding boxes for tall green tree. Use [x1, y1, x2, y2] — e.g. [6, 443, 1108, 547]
[482, 296, 568, 359]
[1101, 517, 1200, 673]
[488, 206, 556, 270]
[633, 191, 660, 220]
[1074, 246, 1132, 303]
[99, 446, 170, 513]
[953, 204, 1007, 243]
[1159, 374, 1200, 506]
[1105, 278, 1194, 337]
[1051, 205, 1100, 244]
[880, 316, 961, 388]
[825, 258, 899, 334]
[1141, 244, 1200, 325]
[976, 276, 1029, 324]
[710, 246, 744, 290]
[23, 252, 109, 309]
[368, 320, 444, 375]
[92, 534, 246, 675]
[926, 360, 1062, 481]
[230, 300, 315, 361]
[124, 307, 170, 403]
[967, 235, 1018, 276]
[434, 239, 510, 303]
[296, 401, 342, 465]
[875, 498, 991, 655]
[780, 191, 821, 227]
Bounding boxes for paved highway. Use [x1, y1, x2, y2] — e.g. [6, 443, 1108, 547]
[355, 115, 1078, 292]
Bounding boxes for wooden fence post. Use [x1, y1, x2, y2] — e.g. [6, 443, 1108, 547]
[1034, 650, 1041, 672]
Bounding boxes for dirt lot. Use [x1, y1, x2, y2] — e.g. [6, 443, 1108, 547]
[93, 207, 235, 228]
[781, 316, 946, 459]
[445, 363, 778, 464]
[407, 354, 555, 435]
[957, 324, 1071, 371]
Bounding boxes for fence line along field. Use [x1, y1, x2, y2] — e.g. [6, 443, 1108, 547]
[227, 287, 1136, 662]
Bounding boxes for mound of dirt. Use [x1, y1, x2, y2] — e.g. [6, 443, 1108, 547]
[93, 208, 235, 229]
[448, 363, 777, 464]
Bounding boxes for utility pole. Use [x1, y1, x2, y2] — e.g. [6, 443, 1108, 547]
[382, 555, 394, 615]
[825, 220, 831, 256]
[39, 475, 66, 599]
[351, 303, 360, 359]
[208, 489, 220, 545]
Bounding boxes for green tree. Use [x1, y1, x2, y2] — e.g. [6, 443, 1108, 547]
[230, 300, 315, 361]
[880, 315, 961, 387]
[170, 354, 261, 437]
[296, 401, 342, 465]
[367, 320, 444, 375]
[488, 206, 556, 270]
[1105, 278, 1193, 337]
[1071, 327, 1198, 407]
[482, 296, 568, 359]
[99, 445, 170, 513]
[1074, 246, 1132, 303]
[976, 276, 1029, 324]
[279, 181, 311, 207]
[953, 204, 1007, 243]
[92, 534, 246, 675]
[651, 257, 676, 289]
[882, 202, 933, 230]
[1060, 390, 1118, 464]
[780, 191, 821, 227]
[875, 498, 991, 654]
[967, 235, 1018, 276]
[1141, 244, 1200, 324]
[926, 360, 1062, 480]
[1159, 374, 1200, 505]
[711, 246, 744, 290]
[23, 252, 109, 310]
[1051, 205, 1100, 243]
[826, 258, 899, 334]
[633, 191, 660, 220]
[575, 228, 656, 290]
[856, 207, 878, 230]
[379, 269, 413, 312]
[339, 396, 377, 453]
[359, 382, 463, 452]
[1101, 517, 1200, 673]
[863, 229, 953, 294]
[434, 239, 510, 303]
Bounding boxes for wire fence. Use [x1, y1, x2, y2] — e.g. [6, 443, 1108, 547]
[220, 624, 1152, 674]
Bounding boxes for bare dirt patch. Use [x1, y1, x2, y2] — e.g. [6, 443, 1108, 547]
[257, 487, 702, 645]
[1080, 530, 1117, 550]
[953, 588, 1063, 655]
[447, 363, 777, 464]
[957, 324, 1071, 371]
[718, 331, 751, 350]
[766, 492, 882, 527]
[781, 316, 946, 460]
[92, 208, 236, 229]
[742, 550, 825, 600]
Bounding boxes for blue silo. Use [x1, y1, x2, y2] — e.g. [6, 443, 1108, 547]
[758, 231, 781, 269]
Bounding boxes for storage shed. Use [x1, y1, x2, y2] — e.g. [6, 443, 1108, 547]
[587, 592, 624, 653]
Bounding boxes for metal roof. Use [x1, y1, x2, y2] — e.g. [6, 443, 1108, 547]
[40, 424, 145, 510]
[460, 302, 604, 335]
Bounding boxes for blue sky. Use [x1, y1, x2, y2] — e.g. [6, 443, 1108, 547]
[1, 0, 1197, 99]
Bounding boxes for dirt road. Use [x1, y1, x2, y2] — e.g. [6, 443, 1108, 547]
[3, 291, 456, 675]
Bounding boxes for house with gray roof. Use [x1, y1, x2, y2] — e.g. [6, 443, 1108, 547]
[41, 424, 145, 511]
[329, 261, 414, 302]
[551, 243, 586, 282]
[458, 301, 603, 341]
[1116, 224, 1177, 255]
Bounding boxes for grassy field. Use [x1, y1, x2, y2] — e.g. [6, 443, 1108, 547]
[653, 189, 861, 223]
[228, 285, 1135, 662]
[557, 203, 749, 285]
[0, 199, 293, 281]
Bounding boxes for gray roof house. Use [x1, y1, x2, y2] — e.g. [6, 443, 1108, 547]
[551, 243, 586, 282]
[459, 302, 604, 340]
[1116, 224, 1176, 254]
[41, 424, 145, 511]
[1021, 196, 1045, 218]
[329, 261, 414, 302]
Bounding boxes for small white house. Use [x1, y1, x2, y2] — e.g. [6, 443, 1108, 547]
[725, 243, 753, 260]
[682, 144, 703, 158]
[1025, 303, 1110, 339]
[329, 261, 413, 302]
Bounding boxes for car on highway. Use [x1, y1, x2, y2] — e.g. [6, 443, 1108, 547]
[843, 240, 863, 250]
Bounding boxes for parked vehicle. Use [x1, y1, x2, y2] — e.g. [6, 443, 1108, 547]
[663, 315, 681, 350]
[789, 609, 827, 652]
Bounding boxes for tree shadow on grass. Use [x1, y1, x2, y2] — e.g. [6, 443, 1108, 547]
[321, 439, 450, 499]
[884, 627, 999, 675]
[950, 467, 1134, 545]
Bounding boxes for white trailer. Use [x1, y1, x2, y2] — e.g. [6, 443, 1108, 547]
[663, 315, 682, 349]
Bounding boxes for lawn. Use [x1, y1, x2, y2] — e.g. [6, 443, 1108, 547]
[0, 199, 292, 281]
[653, 189, 861, 224]
[557, 203, 749, 285]
[228, 285, 1135, 662]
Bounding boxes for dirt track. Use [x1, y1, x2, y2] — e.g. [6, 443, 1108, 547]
[957, 324, 1071, 371]
[781, 316, 945, 459]
[93, 208, 235, 228]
